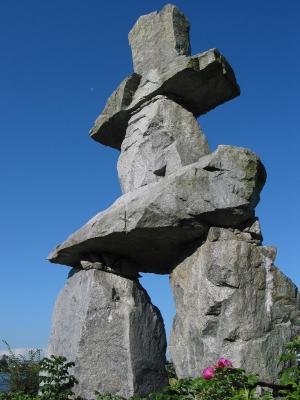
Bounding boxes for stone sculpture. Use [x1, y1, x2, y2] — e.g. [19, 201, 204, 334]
[47, 4, 300, 399]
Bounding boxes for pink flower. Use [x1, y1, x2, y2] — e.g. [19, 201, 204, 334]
[217, 358, 233, 368]
[202, 366, 215, 380]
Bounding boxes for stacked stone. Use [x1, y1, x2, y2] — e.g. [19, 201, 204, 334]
[47, 4, 300, 399]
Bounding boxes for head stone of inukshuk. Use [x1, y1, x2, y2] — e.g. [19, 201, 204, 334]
[47, 4, 300, 400]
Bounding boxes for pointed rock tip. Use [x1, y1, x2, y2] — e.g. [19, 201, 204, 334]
[161, 4, 184, 13]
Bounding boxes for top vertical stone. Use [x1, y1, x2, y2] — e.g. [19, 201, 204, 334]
[129, 4, 191, 75]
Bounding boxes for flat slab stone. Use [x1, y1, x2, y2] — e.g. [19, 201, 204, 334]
[90, 49, 240, 149]
[48, 146, 266, 273]
[117, 95, 210, 193]
[169, 229, 300, 382]
[91, 73, 141, 150]
[128, 4, 191, 75]
[48, 269, 168, 399]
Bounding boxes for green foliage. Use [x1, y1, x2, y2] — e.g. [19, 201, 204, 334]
[93, 364, 280, 400]
[0, 356, 9, 372]
[95, 392, 126, 400]
[146, 368, 264, 400]
[279, 335, 300, 399]
[0, 354, 82, 400]
[165, 363, 177, 381]
[2, 340, 42, 396]
[0, 392, 39, 400]
[230, 391, 274, 400]
[39, 355, 80, 400]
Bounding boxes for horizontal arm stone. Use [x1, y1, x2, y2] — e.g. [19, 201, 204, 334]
[90, 49, 240, 149]
[90, 73, 141, 149]
[48, 146, 265, 273]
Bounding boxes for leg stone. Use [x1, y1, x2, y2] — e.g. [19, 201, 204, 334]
[169, 226, 300, 382]
[48, 268, 168, 399]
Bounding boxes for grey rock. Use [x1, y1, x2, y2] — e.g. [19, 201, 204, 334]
[80, 254, 140, 279]
[48, 145, 266, 273]
[80, 260, 104, 270]
[48, 269, 168, 399]
[128, 4, 191, 75]
[207, 226, 257, 244]
[90, 49, 240, 149]
[117, 95, 210, 193]
[129, 49, 239, 114]
[243, 217, 263, 242]
[207, 217, 263, 245]
[169, 233, 300, 382]
[91, 73, 141, 150]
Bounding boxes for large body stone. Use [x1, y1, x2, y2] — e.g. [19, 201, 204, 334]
[128, 4, 190, 75]
[48, 146, 266, 273]
[169, 227, 300, 382]
[117, 95, 210, 193]
[48, 269, 167, 399]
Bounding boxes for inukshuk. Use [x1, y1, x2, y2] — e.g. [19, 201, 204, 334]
[47, 4, 300, 399]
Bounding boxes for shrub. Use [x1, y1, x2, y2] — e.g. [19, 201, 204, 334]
[94, 393, 126, 400]
[0, 356, 9, 372]
[279, 335, 300, 399]
[2, 341, 41, 396]
[39, 355, 82, 400]
[148, 361, 263, 400]
[165, 362, 177, 381]
[0, 392, 39, 400]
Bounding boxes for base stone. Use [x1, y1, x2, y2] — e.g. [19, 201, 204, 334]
[48, 268, 168, 399]
[169, 227, 300, 382]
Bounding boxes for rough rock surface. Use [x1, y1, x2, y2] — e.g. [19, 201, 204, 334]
[169, 226, 300, 382]
[118, 95, 210, 193]
[48, 145, 266, 273]
[91, 74, 141, 150]
[128, 4, 191, 75]
[80, 253, 140, 279]
[48, 269, 168, 399]
[90, 49, 240, 149]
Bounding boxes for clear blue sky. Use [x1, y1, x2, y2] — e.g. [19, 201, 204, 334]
[0, 0, 299, 351]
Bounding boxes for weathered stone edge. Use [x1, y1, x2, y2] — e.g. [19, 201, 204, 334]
[47, 145, 265, 272]
[89, 49, 240, 149]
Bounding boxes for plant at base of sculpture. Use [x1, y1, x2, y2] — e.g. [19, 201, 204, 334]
[94, 392, 126, 400]
[2, 340, 42, 396]
[278, 335, 300, 399]
[0, 393, 39, 400]
[198, 359, 258, 400]
[149, 358, 271, 400]
[39, 355, 82, 400]
[165, 362, 177, 381]
[201, 358, 233, 380]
